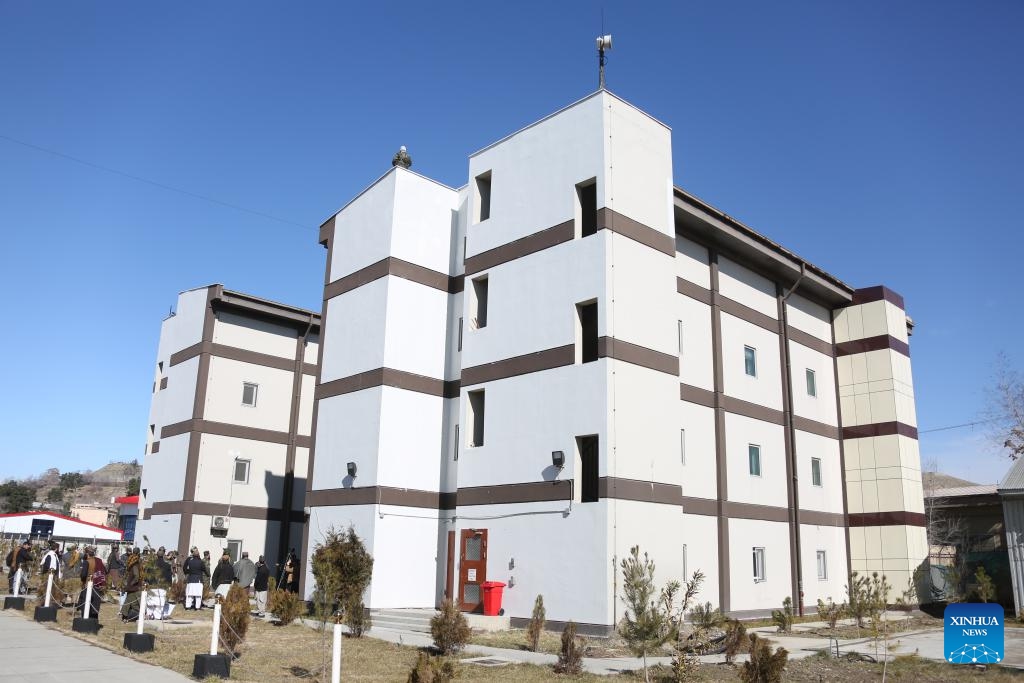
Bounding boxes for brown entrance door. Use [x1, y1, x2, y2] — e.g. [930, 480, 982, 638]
[458, 529, 487, 612]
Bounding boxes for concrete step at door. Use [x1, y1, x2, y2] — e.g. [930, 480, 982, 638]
[369, 608, 438, 633]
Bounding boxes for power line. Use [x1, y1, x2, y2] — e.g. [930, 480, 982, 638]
[0, 133, 313, 230]
[919, 417, 1000, 435]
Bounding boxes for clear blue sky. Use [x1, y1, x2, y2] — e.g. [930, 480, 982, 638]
[1, 2, 1021, 484]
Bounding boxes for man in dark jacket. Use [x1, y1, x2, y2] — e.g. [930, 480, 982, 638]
[78, 546, 106, 618]
[106, 543, 124, 589]
[253, 556, 270, 617]
[155, 547, 173, 585]
[182, 547, 208, 610]
[211, 553, 235, 599]
[120, 548, 144, 621]
[8, 540, 32, 593]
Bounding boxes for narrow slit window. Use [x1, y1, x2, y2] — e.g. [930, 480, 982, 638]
[678, 321, 684, 357]
[242, 382, 258, 407]
[576, 179, 597, 237]
[682, 544, 688, 580]
[468, 390, 485, 447]
[680, 428, 687, 466]
[816, 550, 828, 580]
[753, 547, 766, 582]
[748, 444, 761, 476]
[458, 317, 464, 351]
[471, 276, 488, 329]
[806, 368, 817, 397]
[474, 171, 491, 223]
[577, 435, 599, 503]
[454, 425, 460, 461]
[744, 346, 757, 377]
[811, 457, 822, 487]
[576, 300, 598, 363]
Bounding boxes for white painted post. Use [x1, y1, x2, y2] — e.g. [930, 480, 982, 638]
[83, 579, 94, 619]
[137, 589, 147, 635]
[44, 571, 54, 608]
[331, 621, 342, 683]
[12, 569, 22, 597]
[210, 602, 222, 656]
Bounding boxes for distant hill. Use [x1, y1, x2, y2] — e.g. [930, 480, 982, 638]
[3, 461, 141, 513]
[922, 471, 978, 491]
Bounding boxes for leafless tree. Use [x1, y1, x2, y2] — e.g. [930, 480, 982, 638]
[989, 353, 1024, 460]
[922, 458, 968, 601]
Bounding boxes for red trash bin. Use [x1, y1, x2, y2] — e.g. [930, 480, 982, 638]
[481, 581, 506, 616]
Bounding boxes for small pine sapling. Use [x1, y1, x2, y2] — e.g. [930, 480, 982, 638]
[220, 584, 251, 653]
[723, 619, 749, 664]
[553, 621, 584, 675]
[974, 566, 996, 603]
[739, 633, 788, 683]
[526, 594, 546, 652]
[430, 599, 470, 655]
[770, 596, 793, 633]
[618, 546, 678, 683]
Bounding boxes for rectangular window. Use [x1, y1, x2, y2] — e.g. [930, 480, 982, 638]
[233, 459, 250, 484]
[453, 425, 460, 461]
[241, 382, 258, 407]
[744, 346, 757, 377]
[458, 317, 464, 351]
[748, 444, 761, 477]
[811, 457, 822, 487]
[806, 368, 817, 397]
[576, 300, 598, 363]
[471, 276, 489, 329]
[468, 390, 485, 447]
[817, 550, 828, 580]
[680, 429, 687, 466]
[576, 179, 597, 237]
[577, 435, 599, 503]
[226, 540, 242, 565]
[753, 547, 766, 582]
[474, 171, 491, 223]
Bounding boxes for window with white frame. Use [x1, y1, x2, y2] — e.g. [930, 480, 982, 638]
[241, 382, 258, 407]
[811, 457, 822, 487]
[233, 459, 250, 484]
[226, 540, 242, 564]
[744, 346, 757, 377]
[748, 444, 762, 476]
[816, 550, 827, 580]
[753, 547, 766, 582]
[806, 368, 817, 397]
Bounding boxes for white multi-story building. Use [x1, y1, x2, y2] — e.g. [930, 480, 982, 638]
[303, 90, 926, 632]
[135, 285, 319, 567]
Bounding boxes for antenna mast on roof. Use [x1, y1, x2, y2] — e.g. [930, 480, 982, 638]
[596, 34, 612, 89]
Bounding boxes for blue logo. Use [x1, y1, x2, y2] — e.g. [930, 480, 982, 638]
[944, 603, 1003, 664]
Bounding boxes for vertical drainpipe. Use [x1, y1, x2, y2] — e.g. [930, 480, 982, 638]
[781, 264, 806, 616]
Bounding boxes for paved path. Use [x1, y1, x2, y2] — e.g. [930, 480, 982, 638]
[0, 609, 190, 682]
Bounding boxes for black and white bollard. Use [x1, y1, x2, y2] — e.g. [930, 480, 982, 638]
[123, 588, 154, 652]
[332, 616, 342, 683]
[34, 570, 57, 622]
[72, 579, 100, 634]
[192, 599, 230, 678]
[4, 568, 26, 610]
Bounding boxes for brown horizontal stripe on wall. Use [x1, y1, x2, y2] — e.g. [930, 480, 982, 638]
[851, 286, 905, 311]
[800, 510, 847, 527]
[723, 501, 790, 524]
[676, 277, 713, 305]
[160, 419, 310, 448]
[792, 416, 840, 440]
[679, 383, 716, 409]
[597, 337, 679, 376]
[159, 377, 168, 390]
[323, 257, 462, 300]
[461, 345, 575, 387]
[306, 486, 451, 510]
[464, 220, 575, 275]
[147, 500, 297, 522]
[718, 295, 779, 334]
[597, 208, 675, 256]
[170, 340, 317, 376]
[848, 510, 926, 527]
[457, 480, 571, 506]
[835, 334, 910, 358]
[599, 477, 683, 505]
[319, 216, 334, 247]
[680, 496, 719, 516]
[316, 367, 454, 400]
[150, 441, 160, 454]
[842, 421, 918, 440]
[786, 327, 835, 358]
[721, 395, 785, 426]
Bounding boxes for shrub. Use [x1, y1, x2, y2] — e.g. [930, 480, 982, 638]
[771, 597, 793, 633]
[220, 583, 250, 653]
[815, 597, 844, 631]
[430, 599, 470, 655]
[723, 619, 749, 664]
[527, 594, 546, 652]
[974, 566, 996, 603]
[739, 634, 788, 683]
[311, 526, 374, 628]
[268, 587, 303, 626]
[407, 652, 459, 683]
[687, 601, 724, 631]
[619, 546, 677, 682]
[345, 596, 370, 637]
[553, 621, 584, 675]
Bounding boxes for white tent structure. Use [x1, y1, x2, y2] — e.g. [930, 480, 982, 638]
[0, 511, 124, 544]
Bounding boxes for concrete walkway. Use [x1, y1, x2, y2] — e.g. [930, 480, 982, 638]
[0, 609, 190, 682]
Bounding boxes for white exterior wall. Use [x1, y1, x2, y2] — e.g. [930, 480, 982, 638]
[728, 518, 792, 612]
[725, 413, 787, 509]
[204, 357, 293, 432]
[720, 314, 783, 410]
[799, 524, 848, 605]
[213, 311, 298, 359]
[795, 430, 843, 514]
[679, 402, 717, 500]
[193, 435, 289, 508]
[681, 513, 721, 608]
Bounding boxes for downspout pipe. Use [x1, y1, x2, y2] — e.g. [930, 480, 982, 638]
[782, 263, 806, 615]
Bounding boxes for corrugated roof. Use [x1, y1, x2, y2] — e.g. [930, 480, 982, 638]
[998, 458, 1024, 493]
[928, 485, 998, 499]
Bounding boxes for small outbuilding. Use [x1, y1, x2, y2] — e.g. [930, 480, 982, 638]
[0, 511, 124, 544]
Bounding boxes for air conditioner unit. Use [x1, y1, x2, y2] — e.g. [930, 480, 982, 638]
[210, 515, 230, 532]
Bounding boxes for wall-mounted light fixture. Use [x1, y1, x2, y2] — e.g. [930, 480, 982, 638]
[551, 451, 565, 469]
[346, 462, 357, 478]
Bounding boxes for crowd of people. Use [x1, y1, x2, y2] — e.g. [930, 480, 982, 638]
[4, 538, 301, 621]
